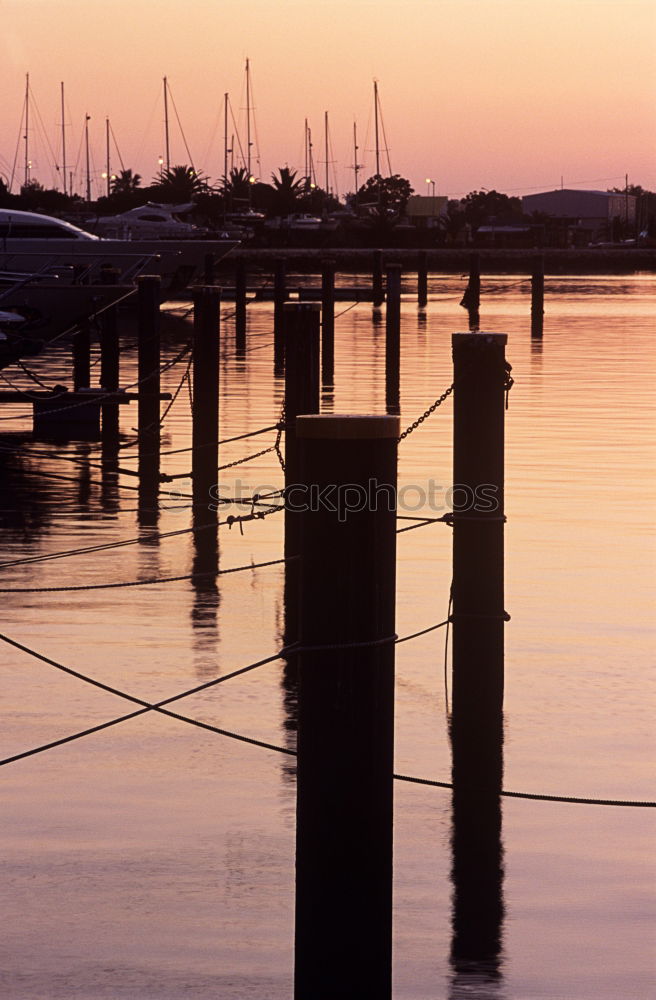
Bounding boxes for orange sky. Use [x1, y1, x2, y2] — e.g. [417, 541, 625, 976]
[2, 0, 655, 200]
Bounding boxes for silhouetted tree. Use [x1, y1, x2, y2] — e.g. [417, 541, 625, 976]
[17, 180, 72, 213]
[110, 168, 142, 196]
[270, 166, 305, 215]
[439, 200, 468, 244]
[356, 174, 414, 217]
[221, 167, 252, 202]
[460, 189, 522, 228]
[153, 164, 211, 203]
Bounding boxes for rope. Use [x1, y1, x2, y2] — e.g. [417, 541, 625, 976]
[116, 423, 282, 461]
[2, 627, 654, 808]
[393, 773, 655, 809]
[0, 635, 287, 767]
[0, 556, 289, 593]
[333, 299, 361, 322]
[0, 342, 192, 424]
[396, 515, 451, 534]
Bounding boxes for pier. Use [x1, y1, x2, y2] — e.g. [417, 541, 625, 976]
[0, 265, 653, 1000]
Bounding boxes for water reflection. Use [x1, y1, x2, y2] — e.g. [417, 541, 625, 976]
[449, 772, 506, 998]
[190, 494, 221, 676]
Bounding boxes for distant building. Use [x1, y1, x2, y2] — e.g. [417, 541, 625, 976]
[521, 189, 637, 244]
[405, 195, 448, 229]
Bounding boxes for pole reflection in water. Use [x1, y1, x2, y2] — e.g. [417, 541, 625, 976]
[449, 720, 506, 998]
[190, 490, 221, 675]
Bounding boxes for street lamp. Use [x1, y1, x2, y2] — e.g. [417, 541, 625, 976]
[425, 177, 436, 198]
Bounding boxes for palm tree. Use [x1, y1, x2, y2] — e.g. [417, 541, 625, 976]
[110, 169, 141, 196]
[271, 166, 305, 216]
[154, 164, 211, 203]
[221, 167, 253, 204]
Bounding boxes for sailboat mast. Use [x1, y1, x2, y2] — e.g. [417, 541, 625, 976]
[223, 93, 230, 221]
[60, 82, 67, 195]
[223, 92, 229, 192]
[324, 111, 329, 195]
[105, 118, 111, 197]
[24, 73, 30, 187]
[85, 114, 91, 202]
[374, 79, 380, 178]
[353, 121, 360, 198]
[163, 76, 170, 172]
[245, 58, 252, 177]
[304, 118, 308, 186]
[308, 127, 316, 188]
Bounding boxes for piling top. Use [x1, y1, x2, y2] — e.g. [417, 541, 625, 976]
[297, 414, 400, 440]
[283, 302, 321, 313]
[452, 332, 508, 345]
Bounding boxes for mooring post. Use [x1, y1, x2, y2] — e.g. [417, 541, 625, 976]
[235, 258, 247, 354]
[460, 252, 481, 330]
[372, 248, 385, 308]
[72, 323, 91, 391]
[450, 334, 507, 982]
[451, 331, 507, 790]
[283, 303, 320, 645]
[531, 254, 545, 337]
[137, 275, 161, 519]
[320, 258, 335, 386]
[191, 285, 221, 580]
[274, 257, 287, 371]
[99, 267, 120, 449]
[417, 250, 428, 308]
[192, 285, 221, 522]
[294, 413, 398, 1000]
[204, 252, 215, 286]
[385, 263, 402, 415]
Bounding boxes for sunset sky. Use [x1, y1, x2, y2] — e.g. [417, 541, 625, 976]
[1, 0, 654, 200]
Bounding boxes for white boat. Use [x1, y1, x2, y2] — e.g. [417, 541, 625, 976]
[264, 213, 323, 231]
[0, 209, 239, 293]
[88, 202, 207, 240]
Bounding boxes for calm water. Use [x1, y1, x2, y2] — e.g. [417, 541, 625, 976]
[1, 274, 654, 999]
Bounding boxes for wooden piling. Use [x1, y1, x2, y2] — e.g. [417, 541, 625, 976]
[283, 303, 320, 645]
[235, 258, 247, 354]
[274, 257, 287, 372]
[417, 250, 428, 308]
[294, 414, 399, 1000]
[320, 258, 335, 386]
[72, 323, 91, 391]
[385, 263, 402, 415]
[137, 275, 161, 519]
[451, 331, 507, 792]
[192, 286, 221, 521]
[531, 254, 545, 337]
[372, 249, 385, 307]
[450, 331, 507, 978]
[460, 253, 481, 330]
[204, 252, 215, 286]
[99, 268, 120, 449]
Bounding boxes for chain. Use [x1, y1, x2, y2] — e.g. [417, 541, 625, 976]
[159, 354, 193, 426]
[15, 360, 57, 391]
[274, 400, 286, 473]
[504, 361, 514, 410]
[398, 382, 455, 442]
[399, 355, 514, 439]
[216, 443, 276, 472]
